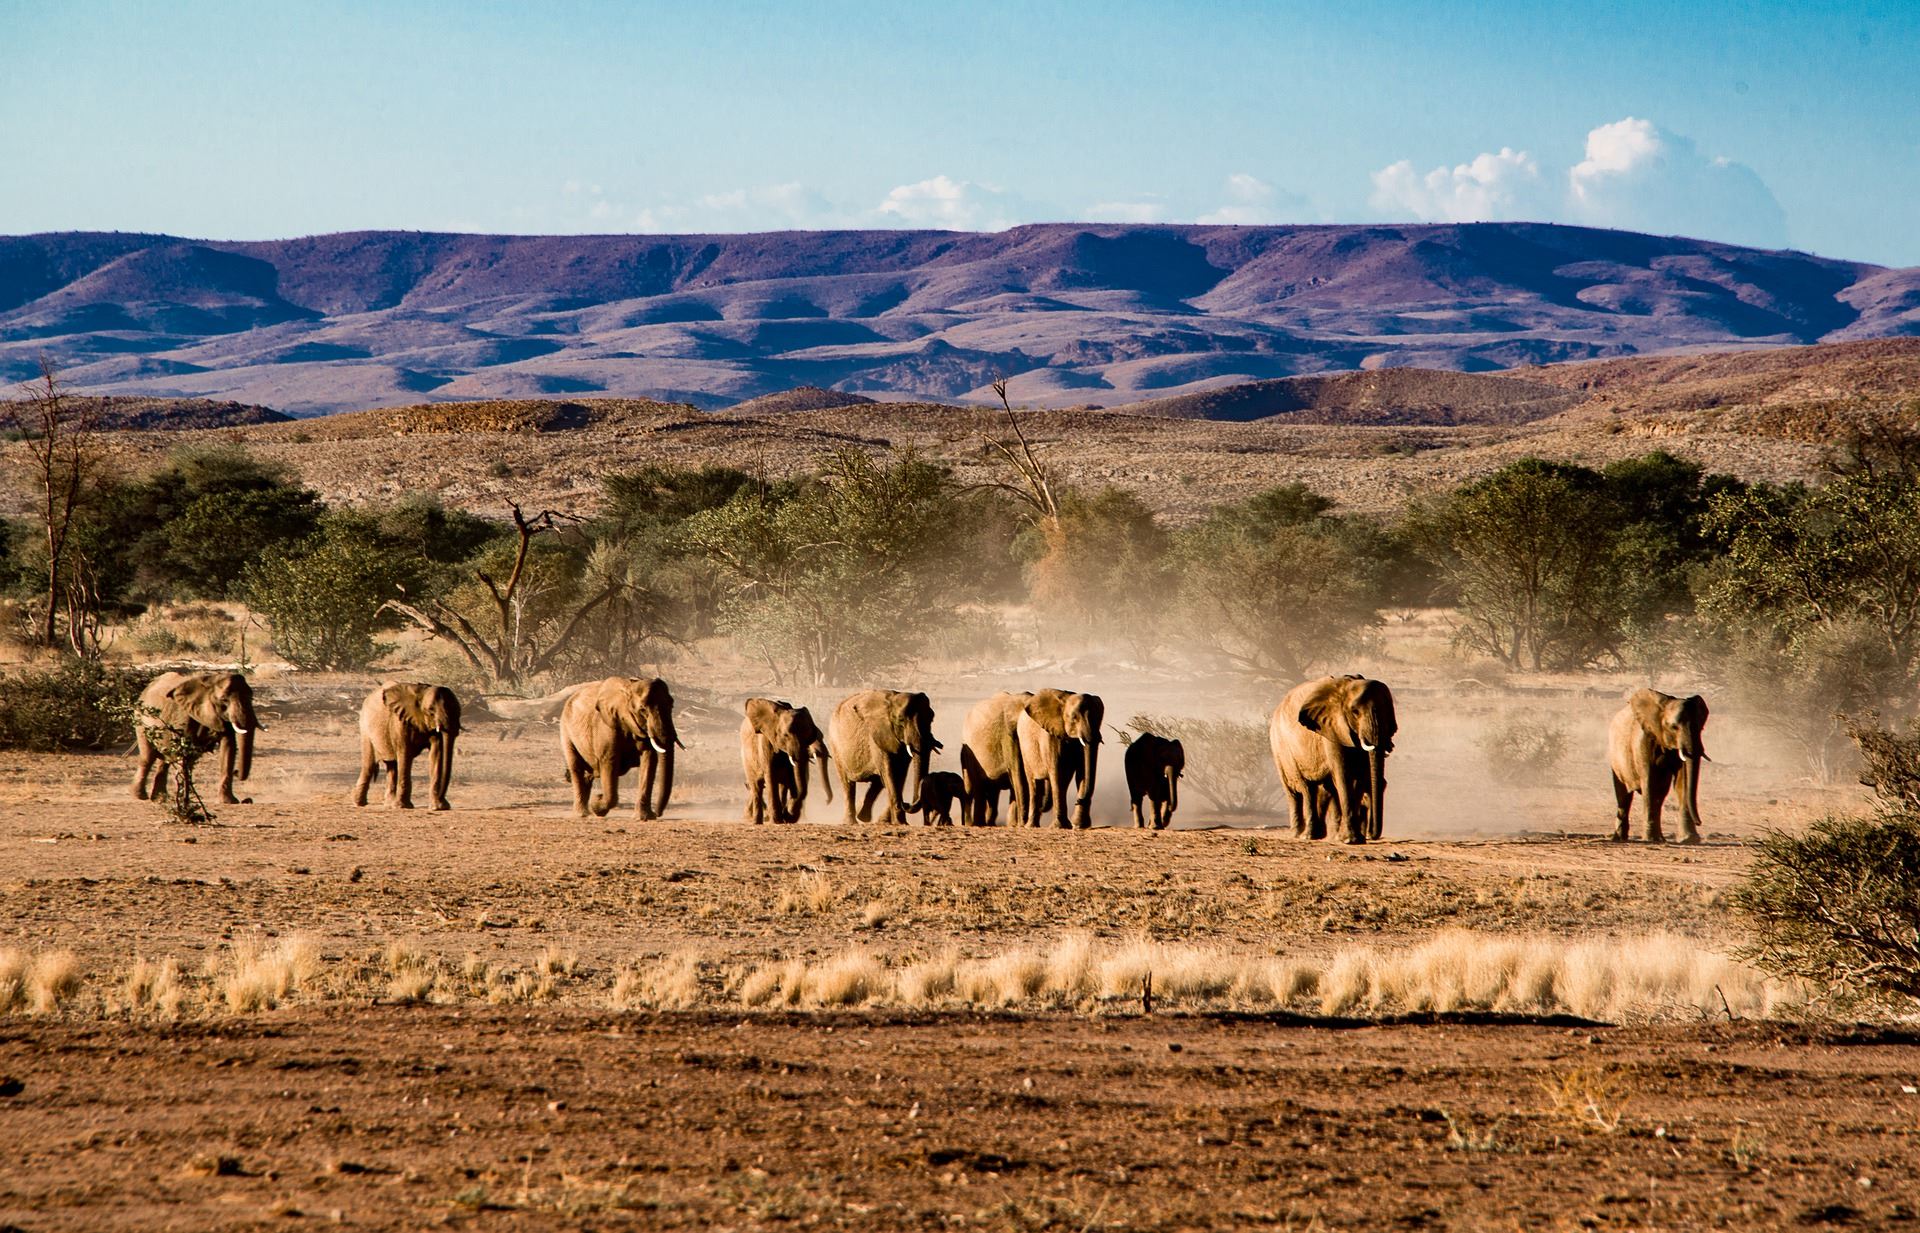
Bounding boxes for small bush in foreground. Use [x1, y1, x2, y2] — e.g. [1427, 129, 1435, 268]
[0, 657, 143, 751]
[1734, 814, 1920, 1008]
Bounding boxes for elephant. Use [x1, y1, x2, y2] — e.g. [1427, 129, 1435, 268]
[131, 671, 258, 806]
[960, 691, 1033, 827]
[560, 676, 681, 819]
[1125, 732, 1185, 830]
[1270, 675, 1397, 845]
[1608, 688, 1708, 844]
[353, 682, 461, 811]
[828, 689, 939, 826]
[912, 770, 969, 826]
[741, 698, 831, 824]
[1016, 688, 1106, 830]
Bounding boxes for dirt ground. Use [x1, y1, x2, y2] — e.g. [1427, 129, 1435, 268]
[5, 1010, 1919, 1231]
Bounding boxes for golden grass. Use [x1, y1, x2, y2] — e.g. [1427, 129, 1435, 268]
[0, 948, 82, 1016]
[611, 954, 702, 1010]
[775, 872, 839, 916]
[720, 929, 1795, 1019]
[217, 935, 318, 1013]
[123, 956, 184, 1018]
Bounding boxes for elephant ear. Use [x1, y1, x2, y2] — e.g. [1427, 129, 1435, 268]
[789, 706, 822, 746]
[380, 683, 415, 727]
[1024, 689, 1068, 736]
[1683, 694, 1709, 731]
[1297, 683, 1356, 746]
[1628, 688, 1672, 746]
[744, 697, 784, 737]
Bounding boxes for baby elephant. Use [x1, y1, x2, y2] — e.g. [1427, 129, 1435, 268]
[1125, 732, 1185, 829]
[355, 682, 462, 811]
[913, 770, 969, 826]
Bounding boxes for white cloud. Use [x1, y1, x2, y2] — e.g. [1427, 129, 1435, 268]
[1368, 148, 1545, 223]
[1566, 117, 1787, 248]
[875, 175, 1022, 230]
[1368, 119, 1788, 248]
[1197, 172, 1311, 225]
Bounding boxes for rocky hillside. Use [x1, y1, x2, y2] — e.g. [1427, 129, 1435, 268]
[2, 224, 1914, 416]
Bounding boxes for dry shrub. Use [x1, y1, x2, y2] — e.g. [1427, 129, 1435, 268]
[218, 935, 318, 1013]
[858, 899, 894, 929]
[539, 946, 579, 977]
[0, 949, 27, 1013]
[1539, 1066, 1629, 1133]
[1475, 710, 1569, 785]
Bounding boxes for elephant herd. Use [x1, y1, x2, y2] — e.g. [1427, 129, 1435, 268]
[127, 670, 1711, 844]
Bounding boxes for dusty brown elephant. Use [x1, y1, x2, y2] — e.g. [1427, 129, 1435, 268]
[828, 689, 938, 826]
[354, 682, 461, 811]
[1270, 675, 1397, 845]
[912, 770, 969, 826]
[1608, 687, 1708, 844]
[1125, 732, 1185, 830]
[131, 670, 259, 805]
[1016, 688, 1106, 830]
[560, 676, 681, 819]
[960, 691, 1032, 827]
[741, 698, 831, 824]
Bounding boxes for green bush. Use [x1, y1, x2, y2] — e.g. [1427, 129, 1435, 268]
[241, 516, 413, 670]
[0, 658, 145, 751]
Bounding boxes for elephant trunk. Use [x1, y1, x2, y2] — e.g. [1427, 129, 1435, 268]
[1166, 766, 1178, 817]
[654, 740, 675, 818]
[1079, 738, 1099, 825]
[906, 741, 930, 811]
[1367, 747, 1385, 842]
[434, 731, 456, 803]
[1682, 753, 1702, 829]
[237, 725, 255, 782]
[815, 741, 833, 803]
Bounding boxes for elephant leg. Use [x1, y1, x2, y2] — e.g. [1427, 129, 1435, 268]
[565, 744, 592, 817]
[1331, 770, 1362, 845]
[1643, 770, 1671, 845]
[353, 740, 375, 807]
[841, 771, 858, 825]
[594, 759, 619, 817]
[132, 730, 158, 800]
[745, 774, 762, 824]
[217, 734, 240, 804]
[396, 753, 415, 810]
[857, 779, 881, 824]
[1131, 793, 1145, 829]
[1155, 797, 1170, 830]
[1306, 785, 1330, 841]
[1611, 774, 1632, 842]
[152, 760, 170, 803]
[882, 764, 907, 826]
[1053, 771, 1073, 829]
[636, 749, 659, 821]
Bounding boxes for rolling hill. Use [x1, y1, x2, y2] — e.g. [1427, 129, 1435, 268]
[1, 223, 1915, 416]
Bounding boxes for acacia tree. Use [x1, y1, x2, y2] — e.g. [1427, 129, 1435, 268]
[381, 504, 627, 688]
[3, 359, 103, 651]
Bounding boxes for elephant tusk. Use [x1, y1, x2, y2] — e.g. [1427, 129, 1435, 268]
[1359, 741, 1376, 752]
[649, 738, 668, 754]
[232, 727, 251, 736]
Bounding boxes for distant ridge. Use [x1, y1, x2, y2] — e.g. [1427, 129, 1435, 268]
[730, 386, 877, 415]
[2, 223, 1915, 417]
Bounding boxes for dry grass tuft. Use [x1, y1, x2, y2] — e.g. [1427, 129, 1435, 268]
[858, 899, 894, 929]
[611, 954, 702, 1010]
[776, 873, 838, 916]
[0, 949, 30, 1014]
[218, 935, 319, 1013]
[1, 950, 84, 1017]
[123, 956, 185, 1018]
[539, 946, 579, 977]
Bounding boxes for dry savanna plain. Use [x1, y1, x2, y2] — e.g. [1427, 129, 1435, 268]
[5, 342, 1920, 1230]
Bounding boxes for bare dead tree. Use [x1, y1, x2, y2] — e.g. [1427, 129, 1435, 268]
[2, 358, 102, 652]
[972, 377, 1062, 526]
[379, 503, 624, 688]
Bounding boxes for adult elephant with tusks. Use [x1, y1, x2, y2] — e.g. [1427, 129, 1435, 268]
[132, 670, 259, 805]
[354, 682, 461, 811]
[560, 676, 681, 819]
[1608, 687, 1708, 844]
[741, 697, 831, 824]
[828, 689, 938, 826]
[1016, 688, 1105, 829]
[1270, 675, 1396, 844]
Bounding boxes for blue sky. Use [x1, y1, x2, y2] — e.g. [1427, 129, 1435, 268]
[4, 0, 1917, 264]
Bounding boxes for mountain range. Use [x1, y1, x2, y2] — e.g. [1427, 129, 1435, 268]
[2, 223, 1917, 416]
